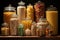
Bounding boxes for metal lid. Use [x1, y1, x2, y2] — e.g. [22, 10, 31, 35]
[47, 5, 57, 11]
[4, 4, 15, 11]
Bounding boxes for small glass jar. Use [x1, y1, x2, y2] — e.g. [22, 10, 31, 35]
[3, 4, 16, 27]
[21, 18, 32, 30]
[46, 24, 52, 37]
[18, 24, 24, 36]
[25, 28, 31, 36]
[31, 22, 36, 36]
[1, 22, 9, 36]
[37, 16, 49, 36]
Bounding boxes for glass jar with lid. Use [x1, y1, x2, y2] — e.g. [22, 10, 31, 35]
[3, 4, 16, 27]
[46, 5, 58, 35]
[17, 1, 26, 23]
[27, 4, 34, 21]
[34, 1, 45, 22]
[37, 16, 49, 36]
[21, 18, 32, 30]
[1, 22, 9, 36]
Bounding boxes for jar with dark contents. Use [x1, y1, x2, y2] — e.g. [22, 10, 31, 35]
[34, 1, 45, 22]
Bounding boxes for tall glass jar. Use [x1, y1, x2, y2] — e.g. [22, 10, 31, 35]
[17, 1, 26, 23]
[46, 5, 58, 35]
[34, 1, 45, 22]
[10, 14, 18, 36]
[3, 4, 16, 27]
[27, 4, 34, 21]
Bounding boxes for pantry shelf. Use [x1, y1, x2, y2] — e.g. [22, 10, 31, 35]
[0, 36, 60, 38]
[0, 36, 40, 38]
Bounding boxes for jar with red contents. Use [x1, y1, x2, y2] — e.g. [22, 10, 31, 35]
[34, 1, 45, 22]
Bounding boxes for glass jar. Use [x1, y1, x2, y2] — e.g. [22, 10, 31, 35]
[25, 28, 31, 36]
[18, 24, 24, 36]
[17, 1, 26, 23]
[1, 22, 9, 36]
[31, 22, 36, 36]
[27, 4, 34, 21]
[34, 1, 45, 22]
[37, 16, 49, 36]
[3, 4, 16, 27]
[46, 5, 58, 35]
[21, 18, 32, 30]
[10, 14, 18, 36]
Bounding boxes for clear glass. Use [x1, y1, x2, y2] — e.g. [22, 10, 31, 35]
[3, 4, 16, 27]
[21, 18, 32, 30]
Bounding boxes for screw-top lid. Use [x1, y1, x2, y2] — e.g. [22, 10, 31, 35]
[47, 5, 57, 11]
[18, 1, 25, 6]
[4, 4, 15, 11]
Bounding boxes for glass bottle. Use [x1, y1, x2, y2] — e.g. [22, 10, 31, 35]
[3, 4, 16, 27]
[18, 24, 24, 36]
[34, 1, 45, 22]
[17, 1, 26, 23]
[46, 5, 58, 35]
[1, 22, 9, 36]
[10, 14, 18, 36]
[27, 4, 34, 21]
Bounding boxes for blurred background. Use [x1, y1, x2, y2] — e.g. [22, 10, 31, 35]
[0, 0, 59, 35]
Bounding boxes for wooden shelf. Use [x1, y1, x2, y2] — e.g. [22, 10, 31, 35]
[0, 36, 40, 38]
[0, 36, 60, 38]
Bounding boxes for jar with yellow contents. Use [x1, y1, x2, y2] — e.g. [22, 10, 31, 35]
[3, 4, 16, 27]
[21, 18, 32, 30]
